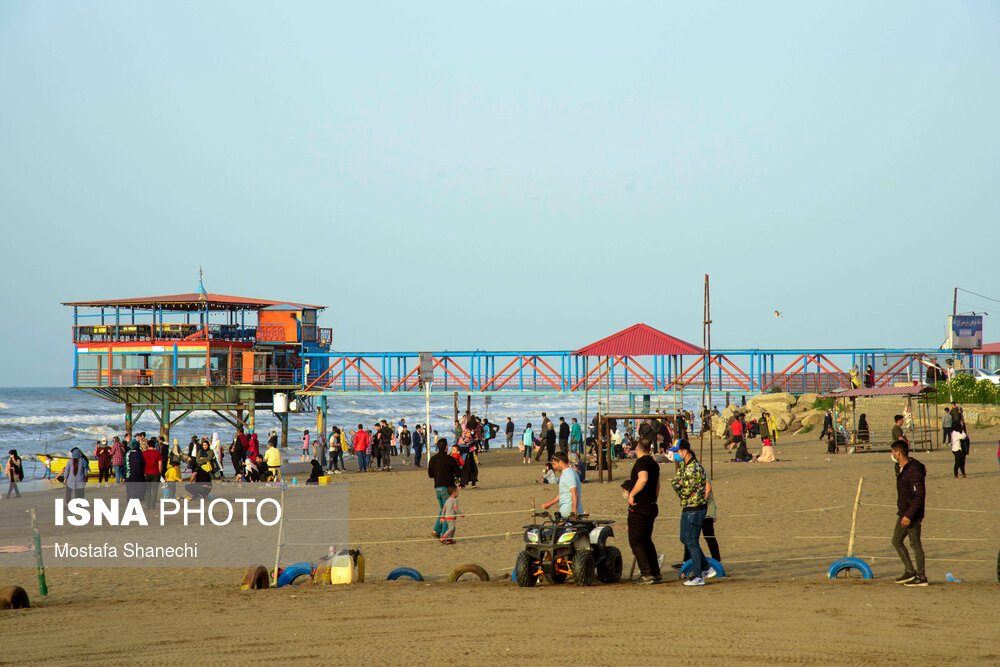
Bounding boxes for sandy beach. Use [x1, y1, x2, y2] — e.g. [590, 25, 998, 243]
[2, 427, 999, 666]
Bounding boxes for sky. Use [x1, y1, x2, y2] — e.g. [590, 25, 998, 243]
[1, 1, 999, 386]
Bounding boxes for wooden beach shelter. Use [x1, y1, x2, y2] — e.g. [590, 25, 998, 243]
[574, 324, 703, 482]
[818, 384, 938, 453]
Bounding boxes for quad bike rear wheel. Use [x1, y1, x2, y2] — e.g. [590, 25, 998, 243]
[596, 546, 623, 584]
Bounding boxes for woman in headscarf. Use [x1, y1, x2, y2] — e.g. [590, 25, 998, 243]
[187, 436, 199, 458]
[229, 434, 245, 478]
[857, 414, 870, 443]
[186, 440, 215, 499]
[5, 449, 23, 499]
[305, 459, 324, 485]
[211, 433, 225, 478]
[247, 433, 260, 461]
[63, 447, 90, 502]
[243, 455, 260, 482]
[125, 439, 146, 502]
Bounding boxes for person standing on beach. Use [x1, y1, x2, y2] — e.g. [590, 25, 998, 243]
[400, 424, 412, 464]
[891, 415, 907, 445]
[353, 424, 370, 472]
[670, 439, 715, 587]
[941, 408, 952, 446]
[141, 439, 162, 510]
[5, 450, 23, 499]
[428, 440, 461, 538]
[570, 418, 582, 455]
[378, 420, 394, 471]
[891, 440, 928, 586]
[950, 426, 968, 478]
[506, 418, 515, 448]
[111, 436, 125, 483]
[62, 448, 90, 501]
[558, 417, 570, 454]
[626, 439, 660, 584]
[412, 424, 425, 468]
[534, 413, 551, 461]
[301, 430, 310, 462]
[96, 438, 112, 486]
[522, 423, 534, 464]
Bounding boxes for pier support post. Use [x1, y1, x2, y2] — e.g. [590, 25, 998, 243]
[248, 398, 256, 434]
[125, 402, 133, 436]
[316, 395, 327, 439]
[159, 396, 171, 443]
[280, 412, 289, 448]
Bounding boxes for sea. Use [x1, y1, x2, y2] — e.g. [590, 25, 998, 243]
[0, 387, 712, 478]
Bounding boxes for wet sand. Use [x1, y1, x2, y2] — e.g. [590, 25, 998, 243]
[2, 427, 999, 665]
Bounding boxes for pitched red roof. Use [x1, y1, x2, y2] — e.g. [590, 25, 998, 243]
[62, 293, 324, 311]
[973, 342, 1000, 355]
[574, 323, 703, 357]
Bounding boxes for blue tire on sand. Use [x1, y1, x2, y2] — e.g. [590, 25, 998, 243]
[276, 562, 315, 588]
[827, 557, 873, 579]
[386, 567, 424, 582]
[679, 557, 725, 579]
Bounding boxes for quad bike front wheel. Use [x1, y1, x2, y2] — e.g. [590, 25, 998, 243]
[573, 549, 596, 586]
[515, 551, 538, 588]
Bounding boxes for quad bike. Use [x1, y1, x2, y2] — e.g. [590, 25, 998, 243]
[514, 511, 623, 587]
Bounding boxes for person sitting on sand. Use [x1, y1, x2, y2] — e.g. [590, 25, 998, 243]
[439, 485, 463, 545]
[539, 462, 556, 484]
[306, 459, 324, 485]
[756, 437, 776, 463]
[264, 440, 282, 481]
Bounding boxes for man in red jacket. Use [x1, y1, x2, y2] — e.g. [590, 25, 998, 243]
[891, 440, 927, 586]
[141, 438, 163, 511]
[353, 424, 371, 472]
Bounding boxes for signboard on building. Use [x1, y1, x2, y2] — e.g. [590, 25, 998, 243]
[419, 353, 434, 385]
[945, 315, 983, 350]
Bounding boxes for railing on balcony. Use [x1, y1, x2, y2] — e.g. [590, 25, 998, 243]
[74, 368, 303, 387]
[73, 324, 258, 344]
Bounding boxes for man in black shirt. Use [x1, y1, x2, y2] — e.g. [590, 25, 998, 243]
[428, 439, 461, 538]
[626, 438, 661, 584]
[505, 418, 515, 448]
[379, 421, 394, 471]
[558, 417, 570, 454]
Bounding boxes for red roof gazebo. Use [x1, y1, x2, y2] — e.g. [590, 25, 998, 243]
[572, 323, 703, 394]
[574, 323, 702, 357]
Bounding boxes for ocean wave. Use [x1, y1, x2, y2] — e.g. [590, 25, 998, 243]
[0, 414, 117, 426]
[0, 403, 8, 409]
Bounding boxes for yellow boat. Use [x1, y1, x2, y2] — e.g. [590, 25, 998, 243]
[37, 453, 101, 477]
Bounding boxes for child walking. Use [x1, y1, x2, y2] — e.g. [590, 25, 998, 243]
[439, 486, 464, 545]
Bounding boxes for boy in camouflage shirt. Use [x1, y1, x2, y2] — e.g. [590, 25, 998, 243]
[669, 440, 715, 586]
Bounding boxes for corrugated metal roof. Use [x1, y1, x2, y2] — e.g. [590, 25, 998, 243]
[819, 384, 934, 398]
[574, 323, 703, 357]
[973, 342, 1000, 354]
[62, 293, 324, 311]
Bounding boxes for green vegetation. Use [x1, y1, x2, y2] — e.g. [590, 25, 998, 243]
[798, 425, 814, 434]
[812, 397, 836, 411]
[932, 376, 1000, 405]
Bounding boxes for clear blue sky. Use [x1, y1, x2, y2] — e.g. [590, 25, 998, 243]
[1, 1, 998, 386]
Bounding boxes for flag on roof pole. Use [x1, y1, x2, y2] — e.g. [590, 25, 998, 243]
[198, 267, 207, 302]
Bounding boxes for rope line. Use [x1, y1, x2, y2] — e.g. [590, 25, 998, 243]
[285, 508, 533, 522]
[863, 503, 1000, 515]
[285, 531, 514, 547]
